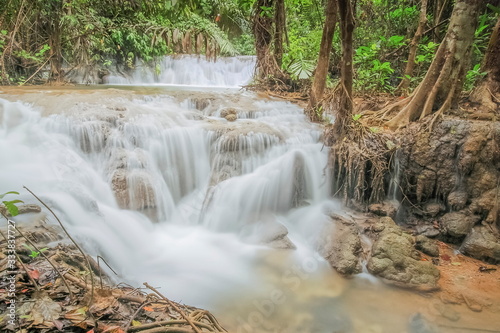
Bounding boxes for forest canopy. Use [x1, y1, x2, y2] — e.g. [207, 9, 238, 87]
[1, 0, 499, 120]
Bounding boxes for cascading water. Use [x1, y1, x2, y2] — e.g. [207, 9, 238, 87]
[106, 55, 256, 87]
[4, 58, 492, 333]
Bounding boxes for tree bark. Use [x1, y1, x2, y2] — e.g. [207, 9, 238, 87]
[332, 0, 355, 138]
[396, 0, 428, 94]
[469, 16, 500, 112]
[307, 0, 338, 120]
[274, 0, 285, 67]
[383, 0, 482, 129]
[253, 0, 282, 80]
[48, 0, 64, 83]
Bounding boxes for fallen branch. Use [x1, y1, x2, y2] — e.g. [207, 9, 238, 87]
[143, 282, 203, 333]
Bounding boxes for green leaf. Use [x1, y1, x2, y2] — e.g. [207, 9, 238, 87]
[0, 191, 20, 200]
[352, 114, 362, 121]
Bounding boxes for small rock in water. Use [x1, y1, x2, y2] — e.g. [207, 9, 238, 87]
[434, 303, 461, 322]
[220, 107, 238, 121]
[408, 313, 437, 333]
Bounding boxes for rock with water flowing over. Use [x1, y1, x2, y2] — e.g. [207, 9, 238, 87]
[367, 217, 440, 290]
[317, 215, 362, 276]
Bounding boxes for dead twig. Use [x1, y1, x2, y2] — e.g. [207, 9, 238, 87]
[0, 228, 40, 291]
[143, 282, 202, 333]
[24, 186, 95, 309]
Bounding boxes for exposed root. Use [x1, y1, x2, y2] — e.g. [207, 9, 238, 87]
[325, 119, 398, 206]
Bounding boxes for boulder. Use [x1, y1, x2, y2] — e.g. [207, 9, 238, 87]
[367, 217, 440, 290]
[447, 191, 468, 211]
[368, 200, 399, 219]
[439, 211, 480, 240]
[460, 226, 500, 263]
[415, 235, 440, 257]
[423, 202, 445, 217]
[317, 215, 362, 276]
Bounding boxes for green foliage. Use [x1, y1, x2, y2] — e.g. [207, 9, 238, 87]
[23, 244, 48, 259]
[354, 41, 397, 92]
[464, 64, 487, 91]
[0, 191, 23, 216]
[288, 59, 315, 79]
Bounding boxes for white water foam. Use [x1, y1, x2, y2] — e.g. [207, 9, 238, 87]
[106, 55, 255, 87]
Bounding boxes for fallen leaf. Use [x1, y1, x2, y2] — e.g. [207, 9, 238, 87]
[53, 319, 64, 330]
[441, 254, 451, 261]
[451, 262, 461, 266]
[102, 326, 124, 333]
[29, 270, 40, 280]
[143, 306, 154, 312]
[31, 293, 61, 326]
[132, 320, 141, 326]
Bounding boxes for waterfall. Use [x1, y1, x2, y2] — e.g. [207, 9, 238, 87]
[0, 92, 339, 313]
[106, 55, 256, 87]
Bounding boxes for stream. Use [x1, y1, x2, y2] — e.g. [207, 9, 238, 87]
[1, 56, 498, 333]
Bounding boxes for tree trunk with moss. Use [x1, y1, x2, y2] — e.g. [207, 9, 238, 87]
[382, 0, 482, 129]
[307, 0, 338, 121]
[469, 16, 500, 112]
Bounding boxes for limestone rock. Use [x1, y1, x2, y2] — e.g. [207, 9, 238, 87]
[367, 217, 440, 290]
[111, 169, 156, 211]
[447, 192, 468, 211]
[220, 107, 238, 121]
[439, 211, 480, 239]
[423, 202, 445, 217]
[460, 226, 500, 263]
[415, 235, 440, 257]
[368, 200, 399, 219]
[317, 215, 362, 276]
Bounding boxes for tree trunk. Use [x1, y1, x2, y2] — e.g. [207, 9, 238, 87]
[48, 1, 64, 83]
[332, 0, 355, 138]
[383, 0, 482, 130]
[253, 0, 282, 80]
[469, 16, 500, 112]
[307, 0, 338, 121]
[396, 0, 428, 94]
[274, 0, 285, 67]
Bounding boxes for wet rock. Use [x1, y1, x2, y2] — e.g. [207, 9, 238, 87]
[367, 217, 440, 290]
[460, 226, 500, 263]
[415, 225, 440, 238]
[470, 189, 499, 224]
[220, 107, 238, 121]
[368, 200, 399, 219]
[408, 313, 437, 333]
[242, 221, 296, 250]
[433, 303, 460, 322]
[317, 215, 362, 276]
[415, 235, 440, 257]
[0, 204, 42, 217]
[423, 202, 444, 218]
[111, 169, 156, 211]
[447, 191, 468, 211]
[439, 211, 481, 240]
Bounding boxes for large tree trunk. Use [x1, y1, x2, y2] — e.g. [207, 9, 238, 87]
[396, 0, 428, 94]
[383, 0, 482, 130]
[47, 1, 64, 83]
[307, 0, 338, 121]
[331, 0, 355, 138]
[469, 16, 500, 112]
[274, 0, 285, 67]
[253, 0, 282, 80]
